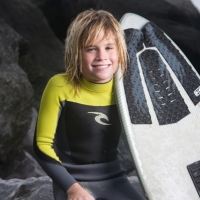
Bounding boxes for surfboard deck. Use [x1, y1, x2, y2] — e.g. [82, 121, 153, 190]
[115, 13, 200, 200]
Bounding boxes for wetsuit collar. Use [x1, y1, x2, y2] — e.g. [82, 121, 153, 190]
[81, 77, 114, 93]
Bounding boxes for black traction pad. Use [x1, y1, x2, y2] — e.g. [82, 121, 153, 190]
[139, 49, 190, 125]
[124, 29, 152, 124]
[124, 22, 200, 125]
[143, 22, 200, 105]
[187, 161, 200, 197]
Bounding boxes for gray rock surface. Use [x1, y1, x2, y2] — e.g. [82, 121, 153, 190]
[0, 18, 45, 180]
[22, 107, 38, 155]
[0, 150, 46, 180]
[0, 0, 65, 109]
[0, 19, 33, 163]
[0, 176, 53, 200]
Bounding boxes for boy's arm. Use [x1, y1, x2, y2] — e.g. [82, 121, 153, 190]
[33, 75, 76, 192]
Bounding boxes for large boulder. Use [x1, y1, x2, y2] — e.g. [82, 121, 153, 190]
[0, 18, 45, 179]
[0, 108, 46, 179]
[0, 150, 46, 180]
[0, 19, 33, 163]
[22, 108, 38, 155]
[0, 0, 65, 109]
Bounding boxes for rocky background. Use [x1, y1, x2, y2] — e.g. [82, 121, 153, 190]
[0, 0, 199, 199]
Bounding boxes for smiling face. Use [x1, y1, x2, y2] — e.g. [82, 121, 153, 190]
[81, 29, 119, 84]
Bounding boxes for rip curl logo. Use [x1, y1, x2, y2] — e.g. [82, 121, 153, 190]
[87, 112, 111, 126]
[194, 86, 200, 97]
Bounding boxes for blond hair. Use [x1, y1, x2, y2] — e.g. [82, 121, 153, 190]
[65, 9, 127, 92]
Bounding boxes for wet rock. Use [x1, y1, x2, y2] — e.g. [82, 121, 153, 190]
[0, 19, 33, 163]
[22, 107, 38, 155]
[0, 150, 46, 180]
[0, 176, 53, 200]
[0, 102, 45, 179]
[29, 0, 50, 7]
[0, 0, 65, 109]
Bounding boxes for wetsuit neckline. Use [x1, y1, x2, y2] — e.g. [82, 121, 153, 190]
[81, 77, 114, 93]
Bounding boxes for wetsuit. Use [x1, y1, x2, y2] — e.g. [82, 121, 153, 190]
[33, 73, 144, 200]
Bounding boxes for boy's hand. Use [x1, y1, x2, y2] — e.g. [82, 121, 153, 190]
[67, 183, 95, 200]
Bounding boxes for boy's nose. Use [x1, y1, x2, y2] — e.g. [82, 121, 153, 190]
[96, 50, 107, 60]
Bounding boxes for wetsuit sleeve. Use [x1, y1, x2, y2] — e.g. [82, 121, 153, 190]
[33, 75, 76, 192]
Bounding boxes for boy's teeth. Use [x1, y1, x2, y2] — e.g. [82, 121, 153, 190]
[95, 65, 108, 68]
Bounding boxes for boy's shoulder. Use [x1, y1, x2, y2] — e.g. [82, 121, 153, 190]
[48, 73, 69, 87]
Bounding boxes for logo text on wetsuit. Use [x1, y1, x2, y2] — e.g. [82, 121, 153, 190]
[87, 112, 111, 125]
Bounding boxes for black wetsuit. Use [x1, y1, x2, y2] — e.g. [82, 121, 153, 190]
[33, 74, 144, 200]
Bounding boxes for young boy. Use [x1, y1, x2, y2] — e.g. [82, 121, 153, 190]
[33, 9, 144, 200]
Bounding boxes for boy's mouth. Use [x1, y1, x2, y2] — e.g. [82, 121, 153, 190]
[92, 64, 111, 69]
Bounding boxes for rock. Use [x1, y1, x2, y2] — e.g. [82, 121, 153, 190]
[29, 0, 50, 7]
[22, 107, 38, 155]
[0, 19, 34, 163]
[165, 0, 200, 22]
[0, 18, 44, 180]
[29, 0, 67, 40]
[0, 0, 65, 109]
[0, 150, 46, 180]
[0, 176, 53, 200]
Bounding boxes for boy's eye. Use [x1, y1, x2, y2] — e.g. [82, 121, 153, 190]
[106, 45, 115, 50]
[85, 47, 96, 52]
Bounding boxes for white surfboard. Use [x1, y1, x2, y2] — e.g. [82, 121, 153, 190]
[115, 13, 200, 200]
